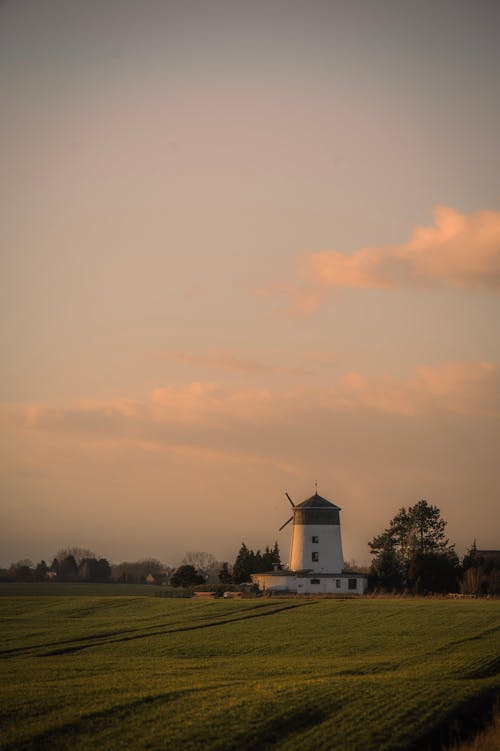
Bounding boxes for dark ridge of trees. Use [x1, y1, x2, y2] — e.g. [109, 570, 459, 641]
[56, 547, 97, 566]
[4, 552, 112, 583]
[3, 527, 497, 595]
[110, 559, 163, 583]
[232, 541, 282, 584]
[218, 562, 232, 584]
[460, 542, 500, 596]
[59, 555, 78, 581]
[170, 564, 205, 588]
[180, 552, 229, 584]
[369, 500, 461, 594]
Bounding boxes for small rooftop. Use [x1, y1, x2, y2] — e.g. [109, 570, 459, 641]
[295, 492, 341, 510]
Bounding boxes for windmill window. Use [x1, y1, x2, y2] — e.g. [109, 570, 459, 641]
[310, 579, 320, 585]
[312, 552, 319, 562]
[348, 579, 357, 590]
[311, 536, 319, 543]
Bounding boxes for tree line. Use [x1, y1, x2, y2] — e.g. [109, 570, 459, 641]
[1, 543, 283, 588]
[368, 500, 499, 595]
[2, 503, 498, 595]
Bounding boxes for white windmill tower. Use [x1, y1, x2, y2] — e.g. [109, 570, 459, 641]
[279, 486, 344, 573]
[251, 485, 367, 593]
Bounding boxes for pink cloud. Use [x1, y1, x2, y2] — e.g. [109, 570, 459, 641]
[298, 206, 500, 295]
[15, 362, 499, 452]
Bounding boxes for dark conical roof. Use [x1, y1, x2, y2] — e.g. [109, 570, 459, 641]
[296, 492, 341, 510]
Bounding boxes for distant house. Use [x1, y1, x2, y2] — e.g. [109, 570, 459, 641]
[145, 572, 168, 585]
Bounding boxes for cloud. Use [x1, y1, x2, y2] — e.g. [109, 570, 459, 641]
[17, 362, 499, 452]
[3, 361, 499, 565]
[295, 206, 500, 302]
[333, 361, 499, 417]
[162, 349, 310, 375]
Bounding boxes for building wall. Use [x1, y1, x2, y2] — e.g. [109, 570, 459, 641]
[252, 573, 368, 594]
[289, 523, 344, 572]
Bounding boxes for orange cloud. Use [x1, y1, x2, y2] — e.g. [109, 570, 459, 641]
[332, 361, 499, 417]
[298, 206, 500, 295]
[17, 362, 499, 453]
[3, 361, 498, 565]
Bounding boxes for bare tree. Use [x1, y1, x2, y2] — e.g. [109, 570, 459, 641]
[56, 547, 96, 566]
[181, 552, 218, 576]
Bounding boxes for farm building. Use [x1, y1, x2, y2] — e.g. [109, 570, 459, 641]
[252, 491, 368, 594]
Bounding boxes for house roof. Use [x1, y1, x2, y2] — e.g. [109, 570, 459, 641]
[295, 492, 341, 510]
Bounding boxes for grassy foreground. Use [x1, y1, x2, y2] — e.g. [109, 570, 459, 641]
[0, 590, 498, 751]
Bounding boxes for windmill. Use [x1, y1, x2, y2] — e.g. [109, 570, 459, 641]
[278, 488, 344, 573]
[278, 492, 295, 531]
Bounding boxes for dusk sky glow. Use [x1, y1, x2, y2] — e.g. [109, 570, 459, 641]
[1, 0, 499, 567]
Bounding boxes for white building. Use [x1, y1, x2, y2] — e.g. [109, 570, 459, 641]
[252, 491, 368, 595]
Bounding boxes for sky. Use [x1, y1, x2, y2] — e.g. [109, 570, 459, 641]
[1, 0, 499, 568]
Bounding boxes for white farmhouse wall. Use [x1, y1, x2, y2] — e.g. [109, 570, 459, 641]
[251, 572, 368, 594]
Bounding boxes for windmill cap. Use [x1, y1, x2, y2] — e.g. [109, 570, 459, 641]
[296, 492, 341, 510]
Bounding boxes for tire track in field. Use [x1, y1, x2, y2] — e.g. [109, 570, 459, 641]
[432, 623, 500, 654]
[39, 601, 316, 656]
[1, 682, 237, 751]
[0, 601, 296, 659]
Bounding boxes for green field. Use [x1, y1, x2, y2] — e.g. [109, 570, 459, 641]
[0, 588, 498, 750]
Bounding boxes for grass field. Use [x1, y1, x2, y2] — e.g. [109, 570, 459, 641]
[0, 587, 498, 751]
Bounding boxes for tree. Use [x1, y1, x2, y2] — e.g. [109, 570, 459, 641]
[170, 565, 205, 588]
[111, 559, 163, 583]
[34, 560, 48, 581]
[461, 540, 478, 572]
[181, 552, 222, 583]
[232, 541, 282, 583]
[96, 558, 111, 581]
[461, 543, 500, 596]
[369, 500, 456, 593]
[369, 542, 403, 592]
[181, 552, 217, 574]
[9, 560, 35, 582]
[261, 542, 282, 571]
[56, 547, 96, 566]
[78, 557, 111, 581]
[407, 550, 460, 595]
[48, 557, 60, 578]
[232, 543, 254, 584]
[59, 555, 78, 581]
[218, 562, 233, 585]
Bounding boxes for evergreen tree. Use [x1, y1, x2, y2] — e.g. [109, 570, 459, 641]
[407, 550, 460, 594]
[369, 541, 403, 592]
[261, 542, 282, 571]
[96, 558, 111, 581]
[232, 543, 254, 583]
[218, 562, 232, 584]
[34, 560, 48, 581]
[232, 541, 283, 582]
[461, 540, 478, 571]
[59, 555, 78, 581]
[49, 557, 60, 577]
[170, 565, 205, 588]
[369, 500, 455, 593]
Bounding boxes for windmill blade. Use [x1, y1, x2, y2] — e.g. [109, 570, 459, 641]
[285, 492, 295, 508]
[279, 516, 293, 531]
